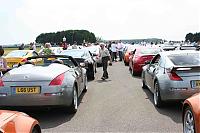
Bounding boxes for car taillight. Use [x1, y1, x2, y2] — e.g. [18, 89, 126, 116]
[49, 73, 65, 86]
[167, 69, 182, 81]
[21, 58, 27, 62]
[0, 79, 4, 86]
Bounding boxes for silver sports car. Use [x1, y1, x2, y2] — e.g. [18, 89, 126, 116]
[0, 55, 87, 113]
[142, 50, 200, 107]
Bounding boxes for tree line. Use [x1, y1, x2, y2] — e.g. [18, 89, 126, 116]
[185, 32, 200, 43]
[35, 30, 96, 45]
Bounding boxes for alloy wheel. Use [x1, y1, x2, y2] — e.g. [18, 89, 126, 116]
[184, 109, 195, 133]
[154, 83, 159, 106]
[73, 88, 78, 110]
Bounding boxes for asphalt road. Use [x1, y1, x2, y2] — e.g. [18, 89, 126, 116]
[20, 61, 183, 132]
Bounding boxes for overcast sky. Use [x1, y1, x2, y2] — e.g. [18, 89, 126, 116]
[0, 0, 199, 44]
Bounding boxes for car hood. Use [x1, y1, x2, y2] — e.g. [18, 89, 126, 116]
[3, 64, 70, 82]
[0, 110, 17, 124]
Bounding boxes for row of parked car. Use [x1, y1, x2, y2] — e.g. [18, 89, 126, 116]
[0, 46, 102, 133]
[122, 43, 200, 133]
[1, 43, 199, 132]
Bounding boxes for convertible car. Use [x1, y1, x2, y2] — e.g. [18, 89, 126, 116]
[182, 93, 200, 133]
[0, 55, 87, 113]
[0, 110, 41, 133]
[61, 49, 96, 80]
[5, 50, 40, 68]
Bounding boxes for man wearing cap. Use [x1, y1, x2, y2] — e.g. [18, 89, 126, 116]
[99, 43, 112, 80]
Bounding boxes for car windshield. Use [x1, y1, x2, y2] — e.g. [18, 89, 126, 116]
[61, 50, 85, 58]
[84, 47, 98, 53]
[168, 53, 200, 66]
[139, 48, 161, 55]
[26, 56, 75, 67]
[6, 51, 28, 57]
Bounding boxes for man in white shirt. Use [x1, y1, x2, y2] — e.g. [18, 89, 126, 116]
[117, 40, 124, 61]
[99, 43, 111, 80]
[111, 41, 117, 61]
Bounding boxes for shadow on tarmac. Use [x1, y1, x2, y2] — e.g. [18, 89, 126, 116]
[0, 92, 86, 129]
[96, 79, 112, 83]
[142, 87, 182, 124]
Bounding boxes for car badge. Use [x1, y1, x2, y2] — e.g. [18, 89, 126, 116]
[24, 75, 29, 79]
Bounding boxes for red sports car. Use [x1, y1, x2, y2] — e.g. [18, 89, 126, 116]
[123, 45, 136, 66]
[129, 46, 162, 75]
[183, 93, 200, 133]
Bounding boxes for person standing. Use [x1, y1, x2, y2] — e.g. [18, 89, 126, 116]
[111, 41, 117, 61]
[18, 43, 24, 50]
[117, 40, 124, 61]
[108, 41, 112, 56]
[0, 46, 8, 77]
[39, 43, 54, 55]
[29, 42, 36, 51]
[99, 43, 112, 80]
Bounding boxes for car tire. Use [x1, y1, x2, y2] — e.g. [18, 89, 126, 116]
[132, 69, 136, 76]
[183, 106, 195, 133]
[83, 77, 87, 93]
[154, 81, 163, 108]
[91, 67, 95, 80]
[69, 86, 78, 114]
[32, 125, 41, 133]
[90, 71, 95, 80]
[124, 61, 129, 66]
[142, 80, 147, 89]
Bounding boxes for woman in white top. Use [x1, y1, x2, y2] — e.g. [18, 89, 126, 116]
[0, 46, 8, 77]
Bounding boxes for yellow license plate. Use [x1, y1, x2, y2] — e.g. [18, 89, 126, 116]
[195, 81, 200, 88]
[15, 87, 40, 94]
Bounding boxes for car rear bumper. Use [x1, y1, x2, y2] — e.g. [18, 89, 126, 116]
[124, 56, 129, 63]
[0, 91, 72, 106]
[161, 88, 200, 101]
[133, 63, 143, 73]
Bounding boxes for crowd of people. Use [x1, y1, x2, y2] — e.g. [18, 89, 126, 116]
[16, 40, 127, 80]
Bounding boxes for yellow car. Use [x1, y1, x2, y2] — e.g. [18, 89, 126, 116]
[5, 50, 41, 68]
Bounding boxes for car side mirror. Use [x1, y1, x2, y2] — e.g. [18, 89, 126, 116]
[93, 53, 97, 56]
[80, 63, 85, 67]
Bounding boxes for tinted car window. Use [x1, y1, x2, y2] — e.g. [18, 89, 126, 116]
[168, 53, 200, 66]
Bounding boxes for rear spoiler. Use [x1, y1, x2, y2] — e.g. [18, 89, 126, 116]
[171, 66, 200, 71]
